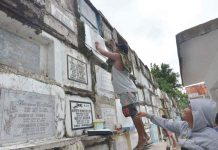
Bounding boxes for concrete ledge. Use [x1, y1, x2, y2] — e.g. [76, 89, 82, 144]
[82, 135, 111, 148]
[0, 131, 137, 150]
[176, 18, 218, 44]
[0, 137, 83, 150]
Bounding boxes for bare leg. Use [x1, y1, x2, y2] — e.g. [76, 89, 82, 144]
[139, 117, 150, 141]
[132, 115, 148, 148]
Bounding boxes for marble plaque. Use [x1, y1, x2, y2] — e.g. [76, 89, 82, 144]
[139, 105, 149, 124]
[144, 89, 152, 105]
[0, 89, 55, 144]
[137, 88, 144, 102]
[101, 105, 117, 129]
[67, 55, 88, 84]
[152, 95, 158, 107]
[102, 22, 112, 40]
[0, 28, 40, 73]
[95, 66, 114, 98]
[135, 55, 141, 69]
[147, 106, 153, 114]
[150, 124, 159, 143]
[70, 101, 93, 130]
[51, 4, 76, 32]
[79, 0, 98, 28]
[84, 24, 108, 63]
[141, 65, 150, 80]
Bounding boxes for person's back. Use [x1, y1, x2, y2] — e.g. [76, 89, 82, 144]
[190, 127, 218, 149]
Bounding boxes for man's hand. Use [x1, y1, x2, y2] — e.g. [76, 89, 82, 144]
[138, 112, 148, 117]
[94, 41, 119, 60]
[95, 41, 100, 51]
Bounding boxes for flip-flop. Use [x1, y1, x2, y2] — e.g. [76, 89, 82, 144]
[143, 140, 152, 147]
[133, 143, 151, 150]
[143, 143, 152, 147]
[133, 146, 148, 150]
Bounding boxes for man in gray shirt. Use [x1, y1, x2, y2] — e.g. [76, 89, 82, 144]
[95, 40, 149, 150]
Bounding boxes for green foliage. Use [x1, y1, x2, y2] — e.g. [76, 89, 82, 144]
[151, 63, 180, 94]
[151, 63, 188, 109]
[177, 91, 189, 110]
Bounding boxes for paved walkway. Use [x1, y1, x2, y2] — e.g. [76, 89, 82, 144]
[148, 142, 167, 150]
[147, 142, 180, 150]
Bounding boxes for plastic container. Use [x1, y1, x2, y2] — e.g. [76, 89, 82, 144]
[93, 119, 105, 130]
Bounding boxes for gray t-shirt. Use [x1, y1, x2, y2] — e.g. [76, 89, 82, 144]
[111, 66, 137, 94]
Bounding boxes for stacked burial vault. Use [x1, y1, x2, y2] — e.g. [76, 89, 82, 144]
[0, 0, 179, 149]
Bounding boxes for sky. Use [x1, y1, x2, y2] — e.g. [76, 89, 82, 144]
[90, 0, 218, 76]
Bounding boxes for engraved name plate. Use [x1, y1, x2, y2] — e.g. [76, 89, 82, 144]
[67, 55, 88, 84]
[0, 89, 55, 144]
[70, 101, 93, 130]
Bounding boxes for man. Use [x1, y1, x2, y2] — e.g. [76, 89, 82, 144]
[139, 98, 218, 150]
[95, 40, 149, 150]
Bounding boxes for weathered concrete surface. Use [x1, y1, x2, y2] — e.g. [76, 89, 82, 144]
[0, 0, 78, 50]
[0, 73, 65, 143]
[82, 136, 112, 150]
[0, 89, 56, 144]
[0, 28, 40, 73]
[0, 137, 83, 150]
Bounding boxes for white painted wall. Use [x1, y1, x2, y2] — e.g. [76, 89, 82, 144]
[179, 29, 218, 87]
[179, 29, 218, 105]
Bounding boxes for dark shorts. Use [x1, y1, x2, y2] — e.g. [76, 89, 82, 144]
[118, 92, 138, 117]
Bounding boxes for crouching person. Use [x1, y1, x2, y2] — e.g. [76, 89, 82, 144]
[139, 98, 218, 150]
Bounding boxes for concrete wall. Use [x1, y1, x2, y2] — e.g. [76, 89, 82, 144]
[178, 26, 218, 104]
[0, 0, 170, 149]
